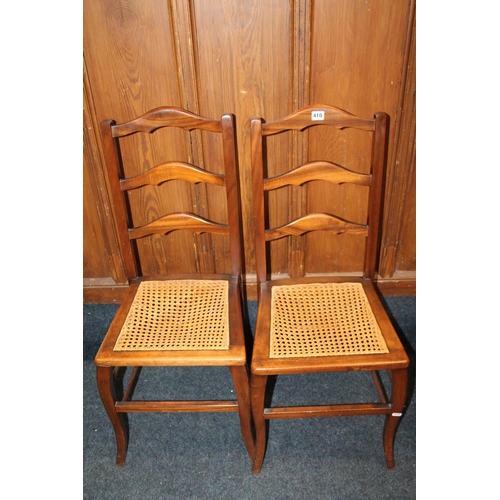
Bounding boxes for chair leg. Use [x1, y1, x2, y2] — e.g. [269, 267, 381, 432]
[383, 368, 408, 468]
[96, 365, 128, 466]
[229, 365, 255, 461]
[250, 374, 268, 473]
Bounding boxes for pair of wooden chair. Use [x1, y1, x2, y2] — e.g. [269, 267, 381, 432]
[94, 105, 410, 472]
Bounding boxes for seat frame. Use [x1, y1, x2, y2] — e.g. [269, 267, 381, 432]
[249, 104, 410, 473]
[94, 107, 254, 465]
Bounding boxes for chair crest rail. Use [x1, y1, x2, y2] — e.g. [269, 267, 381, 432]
[261, 104, 375, 136]
[111, 106, 223, 137]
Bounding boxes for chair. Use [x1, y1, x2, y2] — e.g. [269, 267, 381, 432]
[94, 107, 254, 465]
[249, 104, 410, 472]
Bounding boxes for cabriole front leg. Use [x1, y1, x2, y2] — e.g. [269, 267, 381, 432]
[96, 365, 128, 466]
[383, 368, 408, 468]
[229, 365, 255, 460]
[250, 374, 268, 473]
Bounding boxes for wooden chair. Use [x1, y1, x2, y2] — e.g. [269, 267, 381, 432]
[94, 107, 254, 465]
[249, 104, 410, 473]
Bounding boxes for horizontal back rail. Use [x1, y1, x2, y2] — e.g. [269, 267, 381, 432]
[120, 162, 225, 190]
[265, 213, 368, 242]
[128, 213, 229, 240]
[111, 106, 222, 137]
[261, 104, 375, 136]
[264, 161, 371, 190]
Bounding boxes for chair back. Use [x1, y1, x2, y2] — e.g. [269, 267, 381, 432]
[100, 107, 242, 281]
[250, 104, 388, 292]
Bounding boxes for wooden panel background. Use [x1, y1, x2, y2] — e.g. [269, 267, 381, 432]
[83, 0, 416, 302]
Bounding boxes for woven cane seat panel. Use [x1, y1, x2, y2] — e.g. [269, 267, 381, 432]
[114, 280, 230, 351]
[270, 282, 389, 358]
